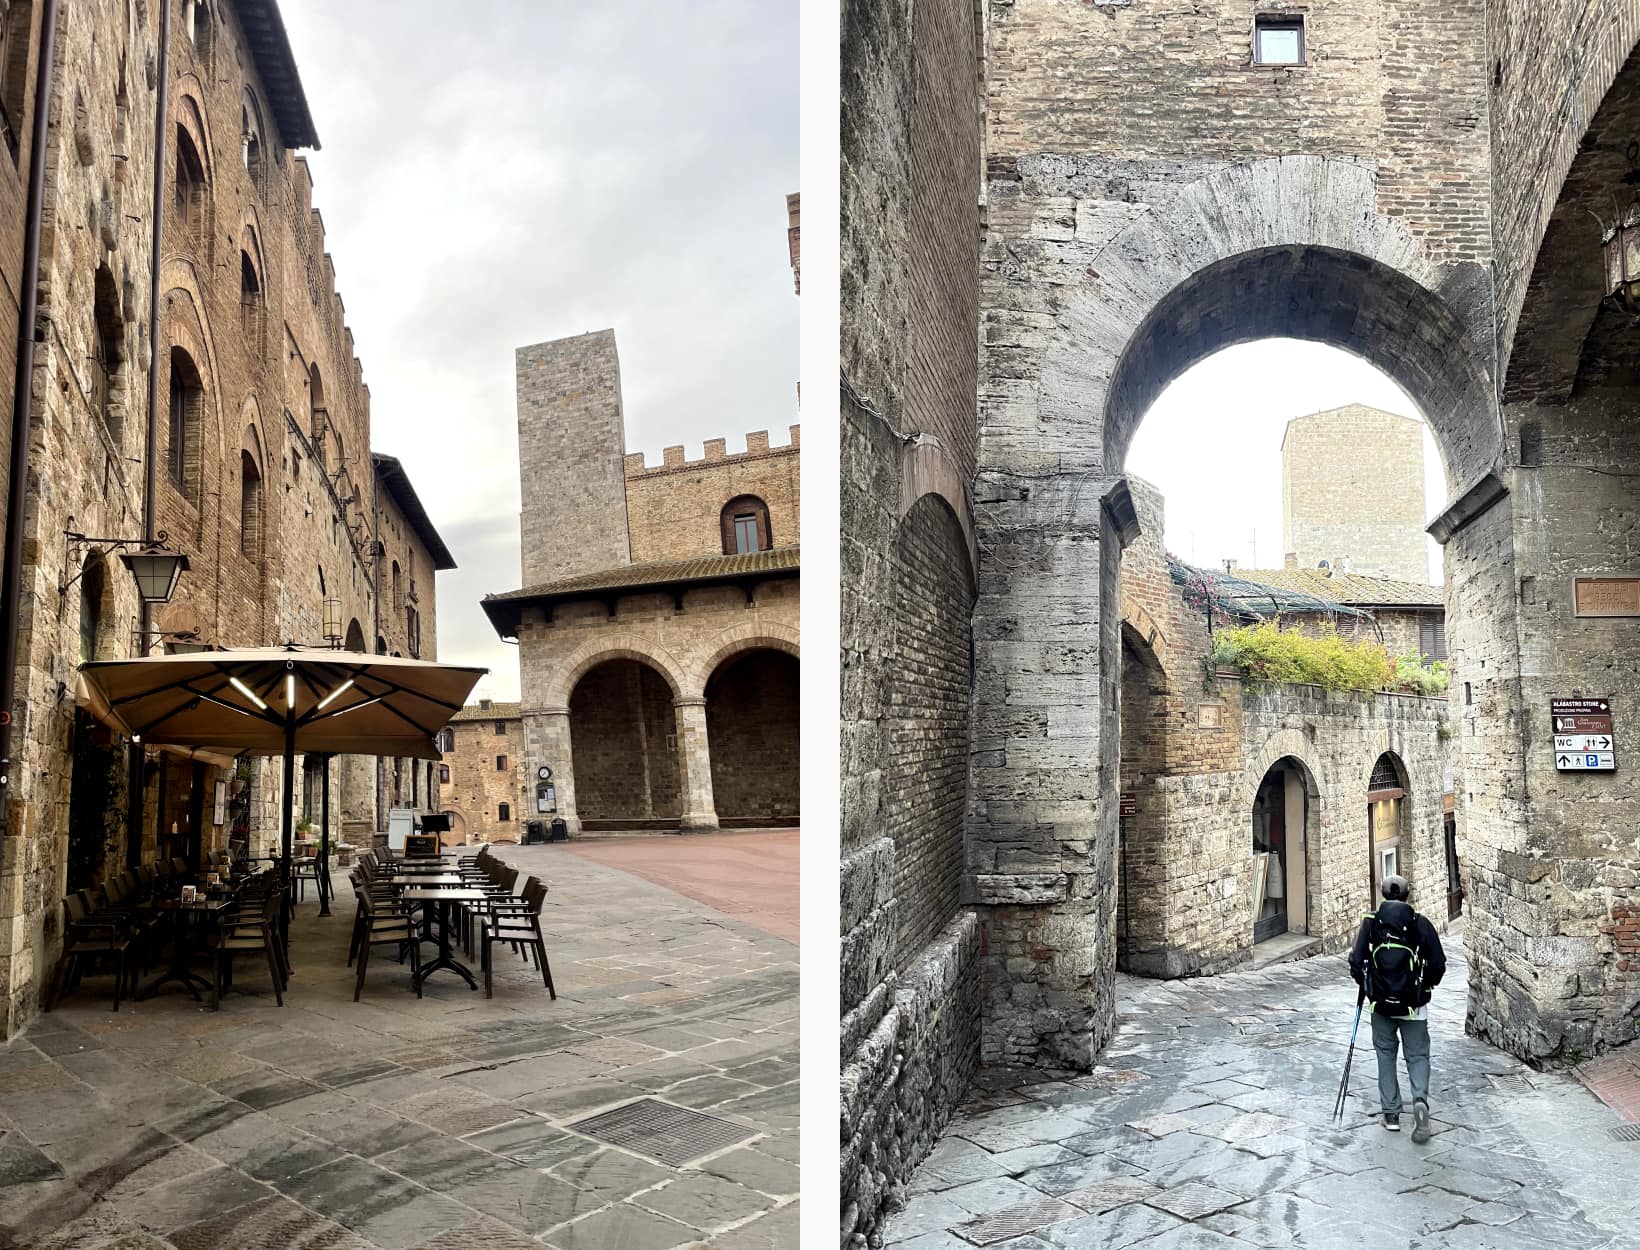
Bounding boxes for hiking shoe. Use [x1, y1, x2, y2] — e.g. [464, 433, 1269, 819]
[1411, 1100, 1431, 1143]
[1383, 1112, 1401, 1131]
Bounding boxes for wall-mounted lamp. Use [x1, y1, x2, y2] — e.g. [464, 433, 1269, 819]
[61, 531, 189, 604]
[322, 596, 343, 648]
[1600, 142, 1640, 315]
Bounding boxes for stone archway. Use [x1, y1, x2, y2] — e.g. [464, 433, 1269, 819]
[971, 156, 1512, 1068]
[704, 648, 800, 827]
[567, 657, 684, 830]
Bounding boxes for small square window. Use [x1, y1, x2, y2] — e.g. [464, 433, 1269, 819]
[496, 755, 507, 772]
[1254, 16, 1304, 66]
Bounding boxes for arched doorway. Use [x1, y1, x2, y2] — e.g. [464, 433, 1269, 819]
[1367, 752, 1410, 902]
[1251, 757, 1315, 951]
[567, 657, 681, 829]
[705, 648, 799, 826]
[1116, 623, 1166, 973]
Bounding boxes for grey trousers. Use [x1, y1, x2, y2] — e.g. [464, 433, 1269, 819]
[1370, 1011, 1430, 1114]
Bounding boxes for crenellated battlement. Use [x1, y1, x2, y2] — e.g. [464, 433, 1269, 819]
[624, 424, 801, 477]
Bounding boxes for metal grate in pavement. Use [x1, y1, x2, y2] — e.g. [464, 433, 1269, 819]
[1609, 1123, 1640, 1142]
[1145, 1182, 1243, 1221]
[1062, 1177, 1161, 1214]
[568, 1098, 754, 1168]
[953, 1198, 1080, 1246]
[1486, 1073, 1533, 1094]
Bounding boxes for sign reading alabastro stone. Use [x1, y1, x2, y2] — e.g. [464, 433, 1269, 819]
[1551, 697, 1616, 772]
[1573, 577, 1640, 618]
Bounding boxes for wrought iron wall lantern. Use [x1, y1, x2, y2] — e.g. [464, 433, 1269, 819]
[60, 530, 189, 604]
[322, 596, 343, 648]
[1600, 142, 1640, 314]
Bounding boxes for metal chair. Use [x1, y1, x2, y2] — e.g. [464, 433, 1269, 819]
[352, 891, 421, 1001]
[480, 876, 555, 1000]
[47, 893, 134, 1011]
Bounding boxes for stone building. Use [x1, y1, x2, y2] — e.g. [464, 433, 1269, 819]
[844, 0, 1640, 1238]
[1282, 404, 1431, 584]
[0, 0, 451, 1038]
[483, 330, 800, 835]
[1232, 566, 1446, 662]
[436, 698, 524, 846]
[1117, 481, 1453, 979]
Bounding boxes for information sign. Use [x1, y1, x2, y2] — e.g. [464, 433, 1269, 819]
[1550, 698, 1617, 772]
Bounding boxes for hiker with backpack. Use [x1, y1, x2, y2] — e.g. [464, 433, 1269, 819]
[1348, 874, 1447, 1141]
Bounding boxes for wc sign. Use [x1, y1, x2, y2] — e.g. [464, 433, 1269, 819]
[1550, 697, 1617, 772]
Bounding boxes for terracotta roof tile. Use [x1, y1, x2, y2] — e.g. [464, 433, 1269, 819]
[1231, 567, 1443, 608]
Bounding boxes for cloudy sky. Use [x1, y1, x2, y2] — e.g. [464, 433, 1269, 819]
[1126, 340, 1447, 585]
[278, 1, 799, 702]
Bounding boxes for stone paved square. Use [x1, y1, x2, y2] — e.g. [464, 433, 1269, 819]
[886, 937, 1640, 1249]
[0, 838, 797, 1248]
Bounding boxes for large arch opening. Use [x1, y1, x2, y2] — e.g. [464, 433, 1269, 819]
[1367, 751, 1411, 904]
[568, 657, 681, 829]
[1093, 244, 1479, 993]
[705, 648, 800, 827]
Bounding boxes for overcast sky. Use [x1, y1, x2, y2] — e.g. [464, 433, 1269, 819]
[278, 1, 798, 702]
[1125, 340, 1446, 585]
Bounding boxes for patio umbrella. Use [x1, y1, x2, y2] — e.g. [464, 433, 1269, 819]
[76, 646, 485, 900]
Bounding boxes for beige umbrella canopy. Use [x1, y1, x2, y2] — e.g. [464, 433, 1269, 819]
[77, 647, 486, 896]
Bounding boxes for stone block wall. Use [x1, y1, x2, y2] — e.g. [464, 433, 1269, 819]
[1282, 405, 1430, 584]
[623, 427, 800, 563]
[0, 0, 452, 1036]
[516, 330, 631, 587]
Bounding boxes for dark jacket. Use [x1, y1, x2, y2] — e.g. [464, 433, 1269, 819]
[1348, 899, 1446, 1007]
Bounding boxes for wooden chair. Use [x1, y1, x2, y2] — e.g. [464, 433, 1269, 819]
[480, 876, 555, 1000]
[47, 893, 134, 1011]
[352, 892, 421, 1001]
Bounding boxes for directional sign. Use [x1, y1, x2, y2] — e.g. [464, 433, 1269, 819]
[1551, 698, 1617, 772]
[1555, 734, 1614, 752]
[1119, 793, 1138, 817]
[1557, 751, 1616, 771]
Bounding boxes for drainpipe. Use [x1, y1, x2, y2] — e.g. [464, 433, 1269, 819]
[127, 0, 171, 866]
[0, 0, 61, 842]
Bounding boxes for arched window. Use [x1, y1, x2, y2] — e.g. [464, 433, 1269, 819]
[498, 802, 511, 824]
[309, 364, 327, 466]
[721, 495, 772, 554]
[240, 88, 263, 172]
[240, 248, 262, 339]
[391, 560, 401, 611]
[239, 450, 262, 559]
[173, 123, 206, 238]
[0, 2, 33, 161]
[167, 348, 203, 502]
[92, 265, 123, 442]
[77, 555, 104, 666]
[185, 1, 212, 65]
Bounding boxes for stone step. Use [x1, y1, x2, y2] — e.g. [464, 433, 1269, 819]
[1249, 933, 1323, 971]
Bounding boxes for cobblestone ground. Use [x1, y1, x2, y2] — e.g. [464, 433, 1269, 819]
[0, 840, 799, 1250]
[886, 935, 1640, 1250]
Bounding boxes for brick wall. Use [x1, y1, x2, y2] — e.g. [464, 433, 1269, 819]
[840, 0, 986, 1238]
[705, 649, 800, 824]
[1282, 405, 1430, 584]
[623, 429, 800, 563]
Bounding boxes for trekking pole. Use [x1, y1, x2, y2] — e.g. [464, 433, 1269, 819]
[1334, 987, 1366, 1123]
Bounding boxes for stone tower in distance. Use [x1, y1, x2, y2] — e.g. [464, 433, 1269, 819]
[1281, 404, 1429, 584]
[515, 330, 632, 586]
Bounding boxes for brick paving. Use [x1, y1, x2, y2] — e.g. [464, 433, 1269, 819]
[886, 935, 1640, 1249]
[0, 842, 798, 1249]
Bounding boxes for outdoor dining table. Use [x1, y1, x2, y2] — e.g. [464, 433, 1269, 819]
[387, 874, 465, 887]
[398, 887, 489, 990]
[139, 897, 231, 1002]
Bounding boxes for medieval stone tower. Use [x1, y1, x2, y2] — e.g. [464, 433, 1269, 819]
[1281, 404, 1429, 584]
[515, 330, 631, 585]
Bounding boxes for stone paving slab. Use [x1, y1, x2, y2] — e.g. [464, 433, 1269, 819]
[885, 936, 1640, 1250]
[0, 841, 797, 1248]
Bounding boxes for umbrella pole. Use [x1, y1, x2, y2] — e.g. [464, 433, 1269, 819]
[281, 717, 295, 946]
[318, 753, 332, 916]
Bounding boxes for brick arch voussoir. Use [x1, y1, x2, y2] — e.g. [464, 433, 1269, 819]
[898, 436, 978, 590]
[685, 623, 802, 699]
[172, 80, 216, 184]
[1242, 729, 1324, 815]
[548, 635, 688, 708]
[1119, 597, 1167, 669]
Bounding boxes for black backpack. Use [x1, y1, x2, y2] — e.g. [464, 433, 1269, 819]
[1366, 901, 1425, 1015]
